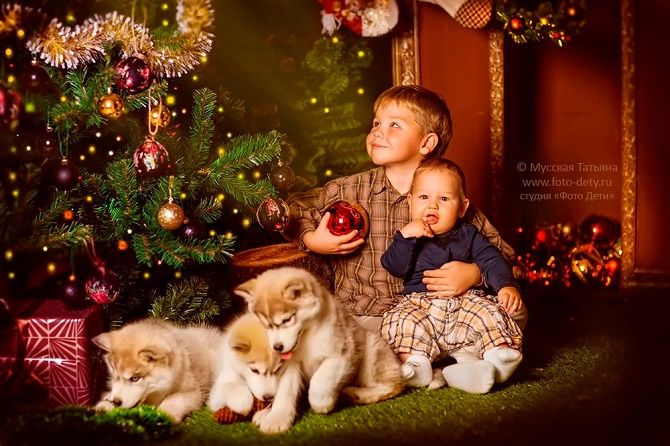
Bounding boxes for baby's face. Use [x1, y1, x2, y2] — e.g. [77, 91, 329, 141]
[408, 169, 468, 235]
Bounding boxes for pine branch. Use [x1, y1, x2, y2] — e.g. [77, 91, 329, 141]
[28, 223, 92, 249]
[103, 159, 141, 238]
[32, 191, 74, 229]
[211, 131, 283, 171]
[148, 276, 220, 325]
[186, 88, 217, 170]
[192, 197, 222, 223]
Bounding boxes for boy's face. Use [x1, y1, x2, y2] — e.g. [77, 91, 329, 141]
[366, 102, 434, 169]
[408, 169, 469, 235]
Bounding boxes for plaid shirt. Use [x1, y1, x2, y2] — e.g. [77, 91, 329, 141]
[283, 167, 514, 317]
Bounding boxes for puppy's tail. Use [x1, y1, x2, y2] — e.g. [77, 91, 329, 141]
[341, 381, 405, 405]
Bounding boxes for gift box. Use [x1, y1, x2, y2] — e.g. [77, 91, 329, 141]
[0, 299, 104, 407]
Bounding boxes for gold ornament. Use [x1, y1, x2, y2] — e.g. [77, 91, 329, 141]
[157, 202, 185, 230]
[149, 104, 170, 128]
[98, 90, 123, 119]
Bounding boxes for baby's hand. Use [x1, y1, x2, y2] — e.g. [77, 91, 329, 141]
[303, 212, 364, 255]
[400, 218, 434, 239]
[497, 286, 522, 315]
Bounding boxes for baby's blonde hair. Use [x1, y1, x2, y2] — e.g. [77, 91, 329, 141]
[411, 158, 467, 200]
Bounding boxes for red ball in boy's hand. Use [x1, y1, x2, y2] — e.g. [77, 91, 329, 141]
[326, 201, 369, 241]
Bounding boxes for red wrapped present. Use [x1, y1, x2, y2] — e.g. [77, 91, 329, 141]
[11, 299, 104, 407]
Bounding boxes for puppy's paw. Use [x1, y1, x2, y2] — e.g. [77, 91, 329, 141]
[95, 399, 115, 412]
[253, 407, 294, 434]
[428, 368, 447, 390]
[226, 385, 254, 416]
[158, 401, 186, 423]
[308, 389, 337, 414]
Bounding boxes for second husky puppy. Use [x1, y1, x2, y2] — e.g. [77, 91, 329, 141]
[93, 319, 223, 422]
[208, 313, 284, 416]
[235, 267, 405, 432]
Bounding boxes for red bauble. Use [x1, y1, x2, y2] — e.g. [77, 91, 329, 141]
[578, 215, 620, 249]
[0, 85, 21, 128]
[509, 17, 526, 34]
[133, 136, 171, 177]
[85, 266, 121, 304]
[22, 60, 50, 91]
[52, 159, 79, 190]
[36, 125, 58, 158]
[256, 196, 290, 232]
[115, 56, 152, 94]
[325, 200, 369, 240]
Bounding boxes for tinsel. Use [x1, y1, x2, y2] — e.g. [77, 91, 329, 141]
[23, 0, 214, 77]
[0, 3, 25, 33]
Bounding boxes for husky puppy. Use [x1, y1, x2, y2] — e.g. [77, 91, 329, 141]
[235, 267, 405, 432]
[93, 319, 223, 422]
[208, 313, 285, 417]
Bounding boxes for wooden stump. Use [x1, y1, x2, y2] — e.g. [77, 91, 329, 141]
[228, 243, 333, 292]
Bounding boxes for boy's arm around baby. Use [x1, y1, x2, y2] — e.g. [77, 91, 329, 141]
[381, 231, 417, 278]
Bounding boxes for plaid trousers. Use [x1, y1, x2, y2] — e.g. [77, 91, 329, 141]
[380, 290, 522, 360]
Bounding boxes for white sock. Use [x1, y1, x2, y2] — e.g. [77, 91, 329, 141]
[402, 354, 433, 387]
[441, 360, 495, 394]
[483, 346, 522, 383]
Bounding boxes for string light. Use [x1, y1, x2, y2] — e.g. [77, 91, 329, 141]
[115, 136, 122, 142]
[209, 229, 217, 237]
[42, 246, 48, 252]
[79, 155, 86, 161]
[63, 209, 74, 220]
[24, 102, 35, 113]
[6, 74, 15, 84]
[225, 231, 233, 239]
[127, 229, 133, 234]
[357, 87, 365, 95]
[216, 193, 225, 201]
[88, 144, 96, 154]
[174, 271, 182, 279]
[108, 150, 114, 156]
[253, 170, 261, 179]
[325, 169, 333, 177]
[8, 172, 17, 182]
[324, 107, 330, 114]
[60, 95, 67, 102]
[143, 271, 151, 279]
[166, 95, 176, 105]
[217, 106, 224, 113]
[85, 195, 93, 203]
[16, 29, 25, 39]
[161, 3, 169, 10]
[217, 147, 226, 156]
[226, 132, 232, 138]
[162, 19, 169, 26]
[4, 250, 13, 261]
[200, 55, 208, 63]
[192, 74, 199, 81]
[95, 132, 101, 137]
[309, 97, 318, 104]
[237, 172, 245, 180]
[25, 145, 32, 151]
[179, 192, 187, 199]
[8, 272, 15, 280]
[47, 262, 57, 274]
[11, 189, 19, 198]
[233, 208, 239, 214]
[332, 36, 339, 43]
[242, 218, 251, 228]
[357, 50, 366, 58]
[117, 240, 128, 251]
[5, 48, 13, 58]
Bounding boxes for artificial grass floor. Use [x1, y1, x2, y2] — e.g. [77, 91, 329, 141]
[4, 287, 669, 445]
[165, 287, 670, 446]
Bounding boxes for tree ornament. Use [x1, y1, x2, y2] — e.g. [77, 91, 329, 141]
[269, 161, 295, 192]
[508, 16, 526, 34]
[133, 136, 171, 177]
[62, 280, 88, 308]
[325, 200, 369, 240]
[83, 238, 121, 304]
[319, 0, 399, 37]
[115, 55, 152, 94]
[256, 196, 290, 232]
[98, 89, 124, 119]
[570, 243, 603, 284]
[36, 124, 58, 158]
[149, 104, 171, 128]
[157, 176, 185, 230]
[158, 203, 186, 230]
[52, 158, 79, 190]
[0, 298, 11, 331]
[0, 84, 21, 128]
[578, 215, 620, 249]
[22, 59, 50, 91]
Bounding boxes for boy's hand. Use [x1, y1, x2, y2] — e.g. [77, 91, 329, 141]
[497, 286, 522, 315]
[423, 261, 481, 296]
[400, 218, 434, 239]
[303, 212, 365, 255]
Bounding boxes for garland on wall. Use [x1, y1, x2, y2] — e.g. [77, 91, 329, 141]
[495, 0, 587, 46]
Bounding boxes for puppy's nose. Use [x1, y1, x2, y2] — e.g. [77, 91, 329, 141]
[272, 342, 284, 352]
[111, 398, 122, 407]
[262, 394, 274, 402]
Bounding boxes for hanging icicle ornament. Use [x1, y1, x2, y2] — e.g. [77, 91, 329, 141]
[157, 176, 186, 230]
[25, 0, 214, 78]
[83, 238, 121, 304]
[98, 87, 124, 119]
[133, 85, 172, 177]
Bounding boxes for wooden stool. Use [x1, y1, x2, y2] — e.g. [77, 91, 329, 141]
[228, 243, 333, 292]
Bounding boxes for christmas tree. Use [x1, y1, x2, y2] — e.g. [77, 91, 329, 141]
[0, 0, 283, 326]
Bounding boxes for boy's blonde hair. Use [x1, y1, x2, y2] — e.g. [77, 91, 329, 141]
[411, 158, 466, 200]
[374, 85, 452, 160]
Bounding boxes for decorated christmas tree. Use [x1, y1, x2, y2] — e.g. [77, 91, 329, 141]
[0, 0, 283, 326]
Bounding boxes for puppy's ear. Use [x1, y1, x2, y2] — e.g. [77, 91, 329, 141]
[229, 334, 251, 353]
[234, 279, 257, 303]
[92, 332, 112, 352]
[138, 347, 170, 366]
[283, 278, 310, 300]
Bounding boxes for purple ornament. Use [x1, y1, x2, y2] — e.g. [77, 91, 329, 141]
[0, 85, 21, 128]
[85, 266, 121, 304]
[133, 137, 171, 177]
[52, 159, 79, 190]
[62, 281, 88, 308]
[115, 56, 152, 94]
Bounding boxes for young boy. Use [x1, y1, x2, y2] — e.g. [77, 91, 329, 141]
[283, 85, 524, 331]
[380, 158, 523, 393]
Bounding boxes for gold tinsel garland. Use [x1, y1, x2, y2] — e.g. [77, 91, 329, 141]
[21, 0, 213, 78]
